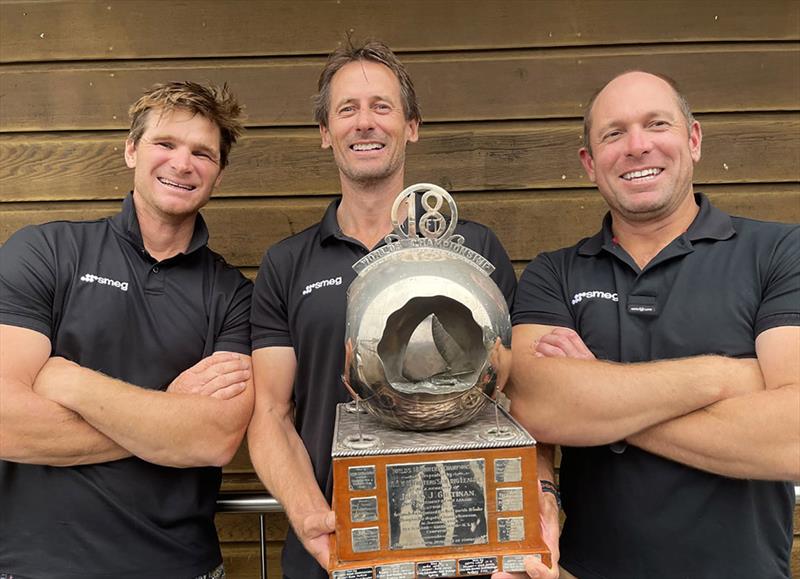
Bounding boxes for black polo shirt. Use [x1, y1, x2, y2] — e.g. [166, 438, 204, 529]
[251, 197, 517, 579]
[0, 193, 252, 579]
[512, 193, 798, 579]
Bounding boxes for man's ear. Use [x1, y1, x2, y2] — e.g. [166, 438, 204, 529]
[320, 124, 331, 149]
[689, 120, 702, 163]
[406, 119, 419, 144]
[579, 147, 596, 183]
[124, 139, 137, 168]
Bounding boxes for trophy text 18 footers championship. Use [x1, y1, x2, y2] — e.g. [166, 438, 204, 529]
[330, 184, 550, 578]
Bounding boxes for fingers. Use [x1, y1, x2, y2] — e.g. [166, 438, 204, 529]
[533, 328, 594, 360]
[209, 381, 248, 400]
[200, 367, 251, 396]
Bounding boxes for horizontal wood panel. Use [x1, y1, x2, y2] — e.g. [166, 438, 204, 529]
[221, 541, 284, 579]
[5, 186, 795, 267]
[216, 512, 288, 543]
[2, 114, 798, 202]
[2, 0, 797, 63]
[2, 46, 798, 131]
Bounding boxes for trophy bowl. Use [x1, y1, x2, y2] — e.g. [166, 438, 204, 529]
[344, 239, 511, 431]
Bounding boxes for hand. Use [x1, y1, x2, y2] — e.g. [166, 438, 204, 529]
[298, 509, 336, 569]
[492, 480, 560, 579]
[533, 328, 595, 360]
[167, 352, 251, 400]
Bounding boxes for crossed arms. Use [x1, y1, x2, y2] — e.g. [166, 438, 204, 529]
[0, 324, 254, 468]
[509, 324, 800, 481]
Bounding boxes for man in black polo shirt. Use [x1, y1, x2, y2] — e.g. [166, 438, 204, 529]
[509, 71, 799, 579]
[246, 40, 556, 579]
[0, 82, 254, 578]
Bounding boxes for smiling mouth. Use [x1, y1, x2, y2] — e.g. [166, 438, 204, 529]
[621, 168, 663, 181]
[158, 177, 196, 191]
[350, 143, 385, 152]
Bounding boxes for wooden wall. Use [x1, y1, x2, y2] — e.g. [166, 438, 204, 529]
[1, 1, 798, 576]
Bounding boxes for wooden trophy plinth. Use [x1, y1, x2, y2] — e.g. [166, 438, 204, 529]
[329, 403, 550, 579]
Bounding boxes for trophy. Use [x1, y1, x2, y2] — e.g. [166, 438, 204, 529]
[329, 184, 550, 578]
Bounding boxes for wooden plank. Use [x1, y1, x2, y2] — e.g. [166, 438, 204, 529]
[216, 512, 288, 543]
[2, 113, 798, 203]
[221, 541, 284, 579]
[9, 186, 790, 267]
[2, 0, 797, 63]
[1, 45, 798, 131]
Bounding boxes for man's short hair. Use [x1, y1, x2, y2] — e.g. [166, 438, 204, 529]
[128, 81, 244, 168]
[582, 70, 695, 157]
[313, 39, 422, 128]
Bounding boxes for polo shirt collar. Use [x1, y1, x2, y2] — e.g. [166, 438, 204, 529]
[578, 192, 735, 257]
[110, 192, 210, 256]
[319, 198, 343, 244]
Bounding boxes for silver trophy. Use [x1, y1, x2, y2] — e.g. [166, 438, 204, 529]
[329, 184, 549, 578]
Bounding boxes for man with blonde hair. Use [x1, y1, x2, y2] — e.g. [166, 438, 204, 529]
[0, 81, 253, 578]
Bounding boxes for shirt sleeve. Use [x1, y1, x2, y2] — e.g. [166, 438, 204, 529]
[511, 251, 576, 329]
[213, 272, 253, 356]
[0, 225, 57, 339]
[250, 248, 294, 351]
[755, 225, 800, 336]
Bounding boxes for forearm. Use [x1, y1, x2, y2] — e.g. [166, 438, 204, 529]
[0, 380, 130, 466]
[629, 384, 800, 480]
[38, 360, 252, 467]
[510, 351, 763, 446]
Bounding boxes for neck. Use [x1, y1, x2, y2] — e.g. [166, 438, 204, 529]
[133, 197, 196, 261]
[337, 172, 405, 249]
[611, 192, 699, 269]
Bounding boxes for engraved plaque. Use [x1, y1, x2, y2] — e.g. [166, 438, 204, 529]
[351, 496, 378, 522]
[349, 466, 376, 491]
[496, 487, 523, 512]
[333, 568, 374, 579]
[494, 457, 522, 483]
[458, 556, 498, 574]
[376, 562, 415, 579]
[501, 554, 526, 572]
[387, 459, 487, 550]
[416, 559, 457, 578]
[352, 527, 380, 552]
[497, 517, 525, 542]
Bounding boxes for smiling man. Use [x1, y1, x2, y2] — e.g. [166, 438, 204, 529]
[245, 40, 552, 579]
[0, 82, 253, 578]
[508, 71, 799, 578]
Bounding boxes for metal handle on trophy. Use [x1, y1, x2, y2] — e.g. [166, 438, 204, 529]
[342, 395, 380, 450]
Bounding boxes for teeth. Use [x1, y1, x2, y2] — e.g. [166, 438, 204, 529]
[158, 177, 195, 190]
[622, 168, 662, 180]
[352, 143, 384, 151]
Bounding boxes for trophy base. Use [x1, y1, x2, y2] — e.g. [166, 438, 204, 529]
[329, 403, 550, 578]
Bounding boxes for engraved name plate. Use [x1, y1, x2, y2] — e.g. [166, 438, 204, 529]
[458, 556, 498, 575]
[387, 459, 488, 550]
[351, 496, 378, 522]
[494, 457, 522, 483]
[333, 567, 374, 579]
[496, 487, 523, 512]
[502, 554, 542, 573]
[376, 562, 415, 579]
[497, 517, 525, 542]
[352, 527, 380, 552]
[416, 559, 457, 578]
[349, 466, 376, 491]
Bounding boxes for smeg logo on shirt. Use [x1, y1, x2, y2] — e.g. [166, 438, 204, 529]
[302, 276, 343, 296]
[571, 290, 618, 305]
[80, 272, 129, 292]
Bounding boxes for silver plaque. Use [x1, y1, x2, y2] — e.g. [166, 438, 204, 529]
[375, 562, 415, 579]
[352, 527, 380, 553]
[494, 457, 522, 483]
[496, 487, 524, 512]
[386, 459, 488, 550]
[497, 517, 525, 542]
[502, 554, 542, 572]
[350, 496, 378, 522]
[458, 556, 498, 575]
[333, 567, 374, 579]
[349, 465, 376, 491]
[416, 559, 457, 578]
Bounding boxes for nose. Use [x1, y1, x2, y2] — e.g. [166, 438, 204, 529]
[170, 147, 193, 173]
[625, 126, 651, 157]
[355, 108, 375, 132]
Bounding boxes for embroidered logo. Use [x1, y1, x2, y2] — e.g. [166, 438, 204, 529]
[80, 272, 129, 292]
[302, 276, 343, 296]
[571, 290, 618, 306]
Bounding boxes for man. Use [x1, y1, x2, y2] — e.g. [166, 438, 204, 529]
[246, 40, 554, 579]
[0, 82, 254, 578]
[509, 71, 799, 579]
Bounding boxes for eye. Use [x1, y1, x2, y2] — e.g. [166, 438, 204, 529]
[649, 120, 670, 129]
[156, 141, 174, 149]
[601, 129, 623, 142]
[338, 105, 356, 115]
[374, 102, 392, 112]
